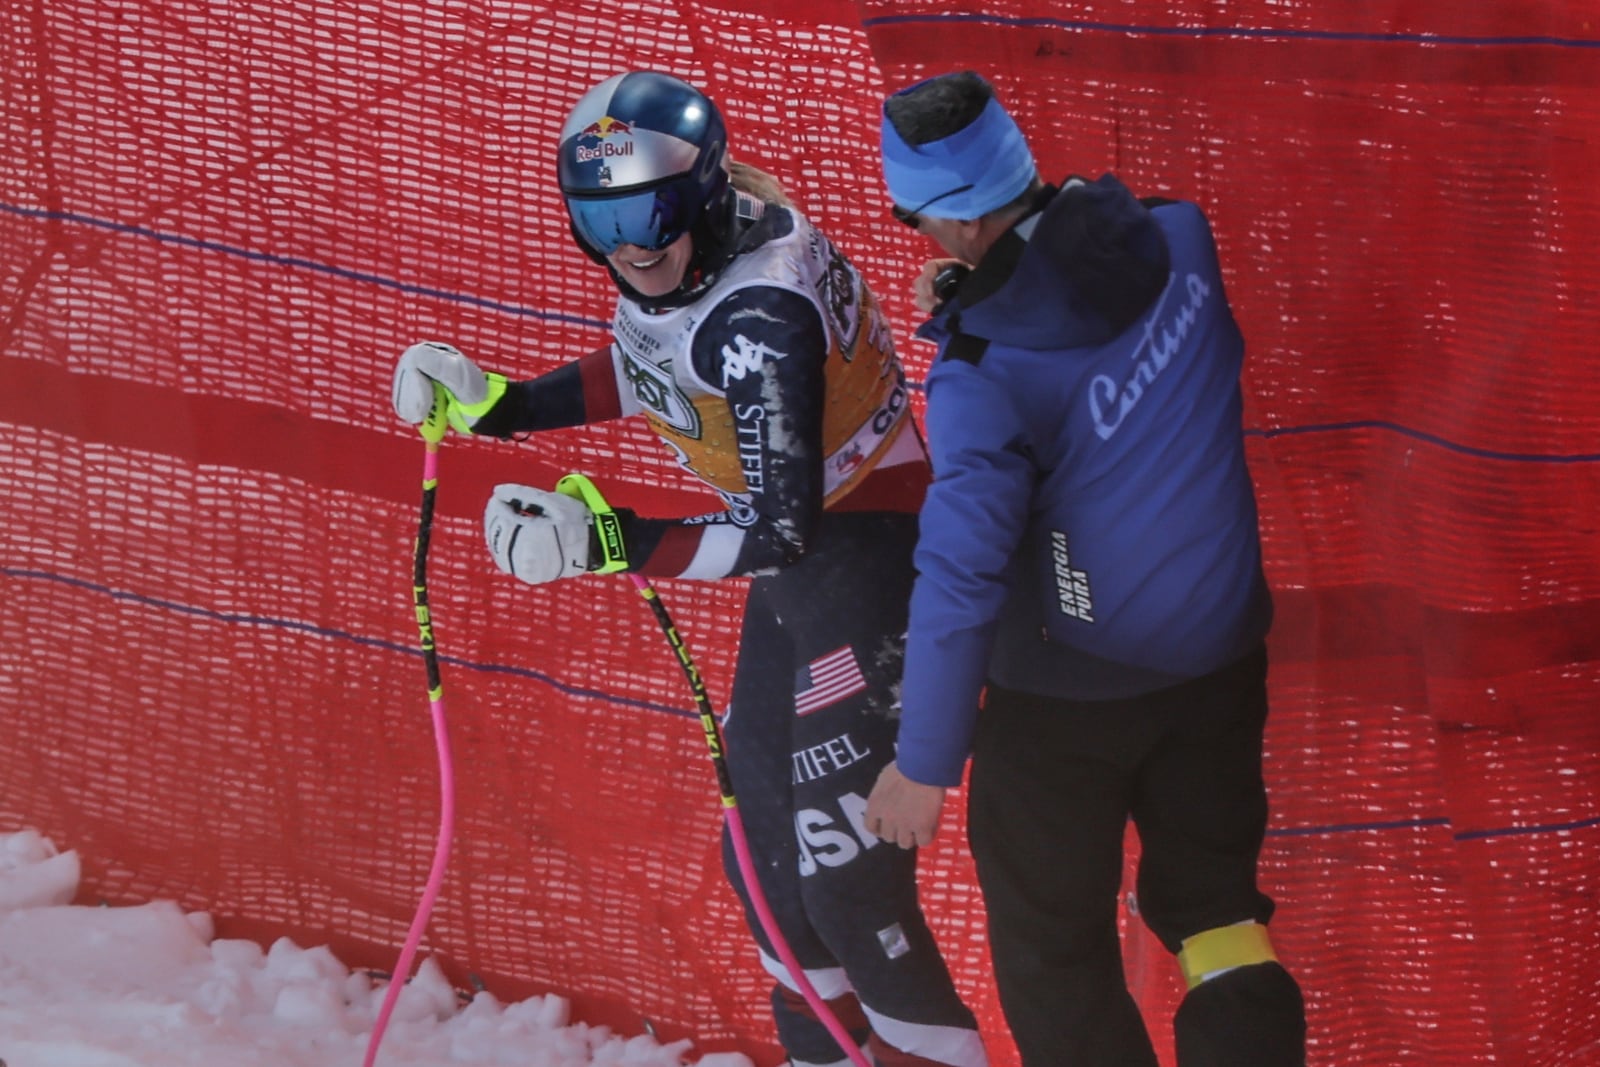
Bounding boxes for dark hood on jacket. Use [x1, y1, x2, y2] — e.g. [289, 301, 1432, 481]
[932, 174, 1172, 350]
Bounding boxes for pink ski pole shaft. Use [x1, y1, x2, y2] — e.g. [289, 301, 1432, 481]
[364, 397, 456, 1067]
[624, 571, 870, 1067]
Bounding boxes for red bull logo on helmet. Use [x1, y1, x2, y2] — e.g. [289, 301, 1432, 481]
[579, 115, 632, 139]
[575, 115, 635, 164]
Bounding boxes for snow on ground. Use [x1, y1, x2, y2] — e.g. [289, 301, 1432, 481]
[0, 829, 753, 1067]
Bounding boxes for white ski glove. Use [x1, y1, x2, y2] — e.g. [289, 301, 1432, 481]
[483, 484, 595, 585]
[392, 341, 507, 433]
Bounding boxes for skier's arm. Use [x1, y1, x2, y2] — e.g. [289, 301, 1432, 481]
[472, 344, 634, 436]
[392, 341, 632, 437]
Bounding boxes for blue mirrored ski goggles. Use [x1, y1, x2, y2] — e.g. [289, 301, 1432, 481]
[566, 184, 692, 255]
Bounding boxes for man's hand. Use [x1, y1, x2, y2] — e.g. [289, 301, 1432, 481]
[865, 761, 946, 849]
[912, 258, 970, 314]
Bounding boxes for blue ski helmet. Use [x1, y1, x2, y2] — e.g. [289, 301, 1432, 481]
[557, 71, 730, 256]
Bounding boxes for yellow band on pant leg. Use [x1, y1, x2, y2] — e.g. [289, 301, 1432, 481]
[1177, 922, 1278, 990]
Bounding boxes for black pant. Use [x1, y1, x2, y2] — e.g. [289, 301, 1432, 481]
[722, 512, 984, 1067]
[967, 646, 1305, 1067]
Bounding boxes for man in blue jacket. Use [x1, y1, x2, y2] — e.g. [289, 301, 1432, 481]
[864, 71, 1307, 1067]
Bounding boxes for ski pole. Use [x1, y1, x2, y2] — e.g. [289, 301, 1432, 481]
[364, 387, 457, 1067]
[555, 474, 871, 1067]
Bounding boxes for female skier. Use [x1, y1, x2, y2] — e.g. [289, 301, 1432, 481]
[390, 70, 986, 1067]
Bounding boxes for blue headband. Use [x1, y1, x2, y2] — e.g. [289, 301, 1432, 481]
[880, 90, 1036, 219]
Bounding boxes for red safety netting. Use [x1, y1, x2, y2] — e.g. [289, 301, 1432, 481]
[2, 2, 1597, 1065]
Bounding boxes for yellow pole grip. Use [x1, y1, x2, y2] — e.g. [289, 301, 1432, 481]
[419, 383, 449, 445]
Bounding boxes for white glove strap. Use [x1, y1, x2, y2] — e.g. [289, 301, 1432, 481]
[484, 485, 593, 585]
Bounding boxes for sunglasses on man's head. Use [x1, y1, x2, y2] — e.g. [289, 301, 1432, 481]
[890, 204, 922, 229]
[890, 183, 975, 230]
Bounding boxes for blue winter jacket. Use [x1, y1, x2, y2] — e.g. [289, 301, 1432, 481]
[896, 175, 1273, 787]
